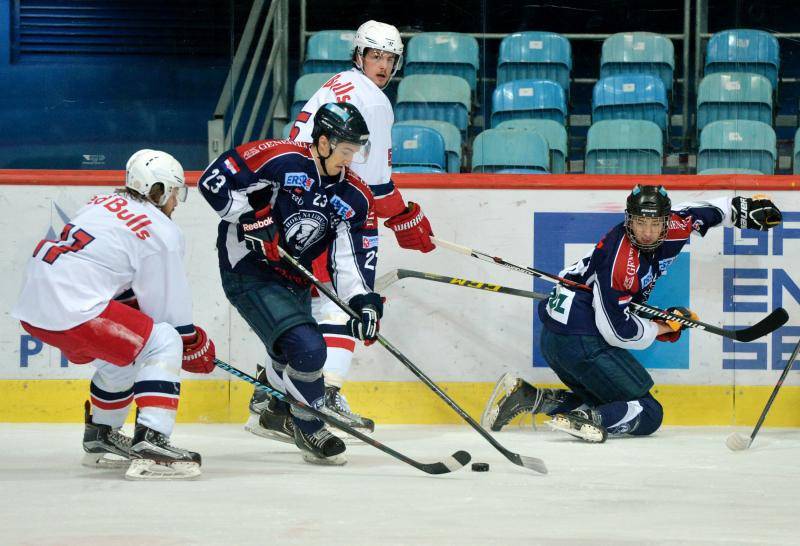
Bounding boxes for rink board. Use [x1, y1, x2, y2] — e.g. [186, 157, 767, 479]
[1, 171, 798, 424]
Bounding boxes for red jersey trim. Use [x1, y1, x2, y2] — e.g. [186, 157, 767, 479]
[612, 236, 640, 293]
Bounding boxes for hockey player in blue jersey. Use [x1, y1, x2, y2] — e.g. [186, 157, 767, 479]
[482, 185, 782, 442]
[198, 102, 382, 464]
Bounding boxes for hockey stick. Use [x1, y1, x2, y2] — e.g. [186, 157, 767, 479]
[432, 237, 788, 343]
[376, 268, 551, 301]
[725, 339, 800, 451]
[214, 358, 470, 475]
[278, 247, 548, 474]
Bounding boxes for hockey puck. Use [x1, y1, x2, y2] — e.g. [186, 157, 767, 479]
[471, 462, 490, 472]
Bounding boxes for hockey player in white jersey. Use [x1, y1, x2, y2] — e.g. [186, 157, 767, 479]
[12, 150, 216, 480]
[246, 20, 435, 439]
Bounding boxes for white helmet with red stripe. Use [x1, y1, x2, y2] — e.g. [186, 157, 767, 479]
[353, 20, 404, 78]
[125, 149, 187, 206]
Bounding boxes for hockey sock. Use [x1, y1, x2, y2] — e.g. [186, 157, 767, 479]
[132, 322, 182, 436]
[593, 400, 644, 436]
[276, 325, 327, 435]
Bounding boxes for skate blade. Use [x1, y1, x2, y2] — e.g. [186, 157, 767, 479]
[300, 452, 347, 466]
[244, 415, 295, 444]
[329, 426, 370, 445]
[547, 417, 606, 443]
[81, 452, 130, 469]
[480, 372, 520, 430]
[124, 458, 202, 480]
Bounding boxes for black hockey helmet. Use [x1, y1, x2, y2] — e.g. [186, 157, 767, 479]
[311, 102, 370, 147]
[624, 185, 671, 252]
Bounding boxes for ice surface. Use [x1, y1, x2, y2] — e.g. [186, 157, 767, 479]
[1, 424, 798, 546]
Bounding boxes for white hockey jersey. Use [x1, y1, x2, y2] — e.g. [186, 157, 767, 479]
[291, 69, 394, 197]
[13, 193, 193, 332]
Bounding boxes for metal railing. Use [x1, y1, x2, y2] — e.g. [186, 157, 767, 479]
[208, 0, 289, 162]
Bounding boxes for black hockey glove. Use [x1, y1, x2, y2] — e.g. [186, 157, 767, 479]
[732, 196, 782, 231]
[347, 292, 384, 344]
[240, 207, 281, 264]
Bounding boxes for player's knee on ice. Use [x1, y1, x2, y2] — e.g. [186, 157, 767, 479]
[627, 394, 663, 436]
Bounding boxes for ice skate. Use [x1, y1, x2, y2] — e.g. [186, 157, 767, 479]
[322, 385, 374, 444]
[293, 424, 347, 466]
[81, 401, 132, 468]
[482, 373, 569, 431]
[548, 410, 608, 443]
[245, 396, 295, 444]
[126, 424, 202, 480]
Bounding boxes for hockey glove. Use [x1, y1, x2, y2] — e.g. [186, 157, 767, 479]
[384, 202, 435, 253]
[732, 195, 782, 231]
[241, 207, 281, 264]
[656, 307, 698, 343]
[347, 292, 384, 344]
[182, 326, 216, 373]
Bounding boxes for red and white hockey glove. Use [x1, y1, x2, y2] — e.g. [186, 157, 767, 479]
[383, 202, 435, 253]
[182, 326, 216, 374]
[241, 206, 281, 264]
[655, 307, 698, 343]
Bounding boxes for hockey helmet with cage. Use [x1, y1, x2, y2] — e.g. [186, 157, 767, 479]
[125, 149, 187, 207]
[313, 101, 370, 148]
[624, 185, 672, 252]
[353, 20, 404, 78]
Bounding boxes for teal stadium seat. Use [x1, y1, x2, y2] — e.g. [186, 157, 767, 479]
[795, 128, 800, 174]
[396, 120, 462, 173]
[472, 128, 550, 173]
[291, 73, 335, 121]
[585, 120, 663, 174]
[404, 33, 480, 91]
[495, 119, 568, 174]
[697, 120, 776, 175]
[698, 168, 764, 175]
[600, 32, 675, 93]
[697, 73, 772, 131]
[497, 32, 572, 94]
[592, 74, 668, 132]
[705, 29, 780, 90]
[491, 79, 567, 127]
[395, 75, 472, 137]
[303, 30, 354, 74]
[391, 125, 447, 173]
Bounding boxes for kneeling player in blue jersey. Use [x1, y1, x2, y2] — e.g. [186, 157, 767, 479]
[199, 103, 382, 464]
[483, 185, 782, 442]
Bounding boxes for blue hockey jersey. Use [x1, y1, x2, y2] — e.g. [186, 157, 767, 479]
[199, 139, 378, 302]
[538, 197, 734, 349]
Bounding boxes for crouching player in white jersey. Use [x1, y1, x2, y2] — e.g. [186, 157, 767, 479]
[483, 185, 783, 442]
[12, 150, 216, 479]
[199, 102, 383, 465]
[243, 20, 435, 438]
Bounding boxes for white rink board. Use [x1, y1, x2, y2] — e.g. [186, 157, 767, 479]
[2, 186, 798, 387]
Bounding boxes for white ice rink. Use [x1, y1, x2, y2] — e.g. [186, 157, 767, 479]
[1, 423, 798, 546]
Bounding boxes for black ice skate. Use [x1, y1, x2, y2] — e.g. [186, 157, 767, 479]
[293, 424, 346, 466]
[82, 401, 132, 468]
[126, 424, 202, 480]
[548, 409, 608, 443]
[481, 373, 570, 431]
[323, 385, 375, 432]
[245, 396, 295, 444]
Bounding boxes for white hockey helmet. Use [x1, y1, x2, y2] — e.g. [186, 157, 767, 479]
[125, 149, 187, 207]
[353, 20, 404, 77]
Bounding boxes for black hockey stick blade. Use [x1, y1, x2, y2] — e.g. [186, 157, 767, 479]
[730, 307, 789, 342]
[214, 358, 471, 475]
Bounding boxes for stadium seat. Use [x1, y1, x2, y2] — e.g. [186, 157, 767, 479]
[395, 75, 472, 136]
[494, 119, 568, 173]
[696, 72, 773, 131]
[404, 33, 480, 91]
[600, 32, 675, 93]
[795, 127, 800, 174]
[291, 73, 335, 121]
[585, 119, 663, 174]
[705, 29, 780, 90]
[303, 30, 354, 74]
[592, 74, 669, 132]
[396, 120, 462, 173]
[697, 168, 764, 175]
[472, 128, 550, 173]
[391, 125, 447, 173]
[490, 79, 567, 127]
[697, 120, 776, 175]
[497, 32, 572, 93]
